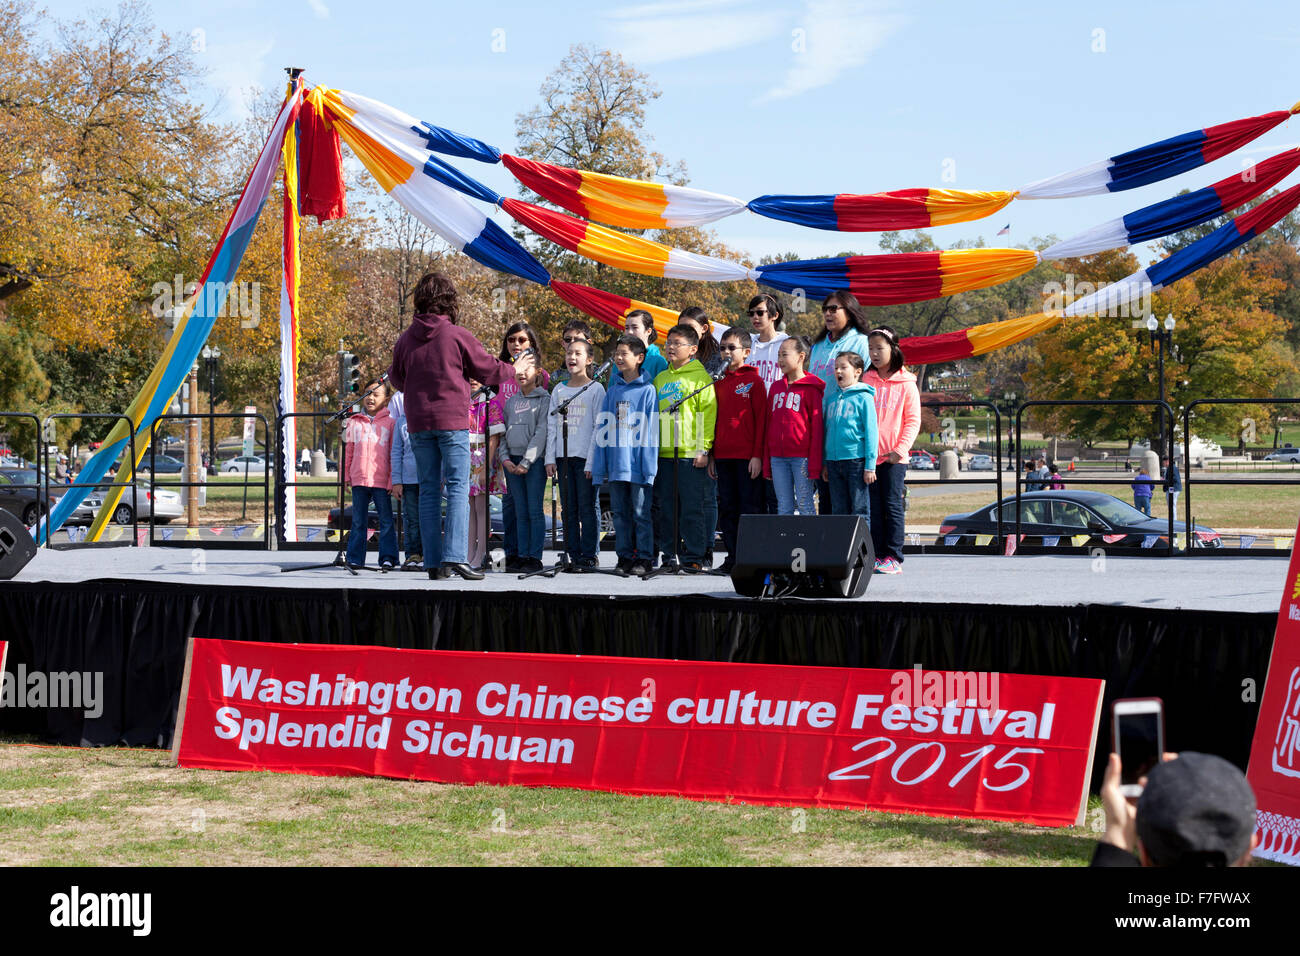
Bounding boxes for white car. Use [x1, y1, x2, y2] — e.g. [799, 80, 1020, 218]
[908, 453, 936, 470]
[1264, 447, 1300, 463]
[968, 454, 995, 471]
[106, 483, 184, 525]
[221, 455, 267, 474]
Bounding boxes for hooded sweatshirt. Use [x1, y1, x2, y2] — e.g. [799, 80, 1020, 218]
[863, 366, 921, 460]
[824, 381, 879, 468]
[810, 328, 871, 409]
[655, 359, 718, 458]
[387, 312, 516, 432]
[345, 406, 394, 489]
[763, 373, 826, 479]
[712, 364, 768, 461]
[589, 369, 660, 485]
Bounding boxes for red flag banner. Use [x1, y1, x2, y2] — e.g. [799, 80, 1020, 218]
[1247, 513, 1300, 865]
[172, 640, 1104, 827]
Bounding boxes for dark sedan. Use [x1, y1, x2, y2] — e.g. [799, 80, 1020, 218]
[935, 490, 1222, 549]
[0, 468, 85, 527]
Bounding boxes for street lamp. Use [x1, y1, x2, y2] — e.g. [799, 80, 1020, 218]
[1003, 390, 1017, 471]
[1145, 314, 1176, 459]
[201, 345, 221, 474]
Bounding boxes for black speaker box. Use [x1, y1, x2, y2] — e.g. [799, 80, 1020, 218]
[0, 509, 38, 581]
[730, 514, 874, 598]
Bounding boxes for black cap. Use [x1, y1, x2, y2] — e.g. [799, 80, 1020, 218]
[1136, 752, 1256, 867]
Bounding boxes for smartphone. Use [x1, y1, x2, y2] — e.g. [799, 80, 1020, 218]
[1112, 697, 1164, 798]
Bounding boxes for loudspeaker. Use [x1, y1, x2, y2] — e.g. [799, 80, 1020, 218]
[730, 514, 874, 598]
[0, 509, 38, 581]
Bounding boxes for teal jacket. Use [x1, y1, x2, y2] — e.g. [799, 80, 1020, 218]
[824, 382, 879, 468]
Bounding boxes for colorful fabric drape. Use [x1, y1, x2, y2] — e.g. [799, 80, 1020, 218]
[549, 280, 683, 340]
[1020, 107, 1298, 199]
[279, 79, 304, 542]
[1041, 148, 1300, 260]
[38, 83, 305, 543]
[1063, 182, 1300, 317]
[297, 91, 347, 222]
[899, 312, 1065, 365]
[753, 249, 1042, 302]
[342, 88, 1296, 233]
[310, 87, 550, 286]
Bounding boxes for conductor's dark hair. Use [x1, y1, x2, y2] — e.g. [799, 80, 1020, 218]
[412, 272, 458, 323]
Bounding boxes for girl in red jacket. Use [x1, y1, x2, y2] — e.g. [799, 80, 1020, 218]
[763, 336, 825, 515]
[863, 326, 921, 573]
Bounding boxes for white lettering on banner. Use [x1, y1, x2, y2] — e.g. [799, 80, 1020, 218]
[403, 721, 574, 764]
[215, 706, 393, 751]
[828, 737, 1044, 792]
[220, 665, 461, 716]
[49, 886, 151, 936]
[850, 694, 1056, 740]
[474, 682, 652, 722]
[665, 691, 836, 727]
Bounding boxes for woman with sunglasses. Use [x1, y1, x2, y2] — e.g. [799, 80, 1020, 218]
[490, 322, 548, 571]
[863, 325, 919, 575]
[809, 292, 872, 514]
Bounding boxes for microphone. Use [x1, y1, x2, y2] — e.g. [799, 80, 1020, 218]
[592, 357, 614, 381]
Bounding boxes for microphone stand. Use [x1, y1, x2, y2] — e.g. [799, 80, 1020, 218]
[644, 372, 720, 580]
[520, 360, 611, 579]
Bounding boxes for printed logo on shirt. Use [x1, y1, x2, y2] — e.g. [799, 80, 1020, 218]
[734, 383, 754, 396]
[773, 391, 801, 413]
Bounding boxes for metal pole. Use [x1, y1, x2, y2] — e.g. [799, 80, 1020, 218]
[187, 365, 200, 527]
[208, 357, 216, 475]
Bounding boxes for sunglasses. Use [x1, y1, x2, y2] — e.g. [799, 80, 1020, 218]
[822, 305, 843, 314]
[562, 335, 588, 344]
[747, 309, 770, 317]
[720, 344, 744, 351]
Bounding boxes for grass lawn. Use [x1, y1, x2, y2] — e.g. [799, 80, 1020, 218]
[907, 481, 1300, 530]
[0, 741, 1103, 866]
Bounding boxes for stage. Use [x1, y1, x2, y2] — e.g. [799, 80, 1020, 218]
[0, 547, 1284, 786]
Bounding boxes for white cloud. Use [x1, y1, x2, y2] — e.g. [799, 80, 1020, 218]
[756, 0, 907, 104]
[307, 0, 331, 18]
[604, 0, 786, 65]
[204, 36, 276, 123]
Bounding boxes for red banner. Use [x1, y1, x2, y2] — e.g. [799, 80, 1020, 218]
[1247, 512, 1300, 865]
[173, 640, 1104, 827]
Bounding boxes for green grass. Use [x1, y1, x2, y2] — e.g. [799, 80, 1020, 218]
[0, 742, 1106, 866]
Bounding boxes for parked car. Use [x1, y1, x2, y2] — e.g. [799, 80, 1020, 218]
[908, 452, 936, 470]
[138, 454, 185, 474]
[934, 490, 1221, 549]
[968, 454, 995, 471]
[0, 468, 72, 527]
[100, 482, 184, 525]
[221, 455, 267, 474]
[1264, 447, 1300, 463]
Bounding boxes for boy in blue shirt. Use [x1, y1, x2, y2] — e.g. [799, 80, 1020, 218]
[589, 334, 660, 576]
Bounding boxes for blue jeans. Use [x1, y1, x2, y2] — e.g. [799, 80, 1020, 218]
[868, 460, 907, 563]
[556, 457, 598, 561]
[346, 486, 397, 567]
[608, 481, 653, 561]
[505, 455, 546, 559]
[771, 457, 815, 515]
[411, 429, 470, 566]
[502, 490, 517, 558]
[400, 482, 422, 558]
[1135, 495, 1152, 516]
[826, 458, 871, 518]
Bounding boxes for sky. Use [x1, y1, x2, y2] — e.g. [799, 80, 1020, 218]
[37, 0, 1300, 263]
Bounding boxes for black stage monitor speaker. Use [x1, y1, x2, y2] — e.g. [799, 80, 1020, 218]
[731, 514, 874, 599]
[0, 509, 38, 581]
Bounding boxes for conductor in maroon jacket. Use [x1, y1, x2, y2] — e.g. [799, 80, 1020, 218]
[388, 273, 534, 581]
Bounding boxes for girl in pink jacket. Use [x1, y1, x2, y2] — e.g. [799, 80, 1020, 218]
[344, 379, 398, 570]
[863, 327, 921, 573]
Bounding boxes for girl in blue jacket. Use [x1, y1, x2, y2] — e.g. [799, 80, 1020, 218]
[823, 353, 878, 517]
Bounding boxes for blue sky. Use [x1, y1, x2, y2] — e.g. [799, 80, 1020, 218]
[42, 0, 1300, 262]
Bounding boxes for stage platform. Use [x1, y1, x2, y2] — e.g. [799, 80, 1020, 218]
[0, 547, 1284, 784]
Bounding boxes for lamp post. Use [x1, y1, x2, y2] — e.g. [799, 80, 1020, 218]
[201, 345, 221, 474]
[1145, 314, 1176, 459]
[1003, 390, 1017, 471]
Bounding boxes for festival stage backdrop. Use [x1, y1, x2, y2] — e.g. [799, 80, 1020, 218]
[175, 639, 1105, 827]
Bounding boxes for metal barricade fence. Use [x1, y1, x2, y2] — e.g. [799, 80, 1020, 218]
[39, 413, 139, 548]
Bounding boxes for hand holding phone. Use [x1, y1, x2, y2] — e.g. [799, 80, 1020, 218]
[1112, 697, 1164, 799]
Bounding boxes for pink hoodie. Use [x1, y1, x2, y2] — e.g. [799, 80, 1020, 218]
[345, 406, 394, 489]
[863, 367, 921, 460]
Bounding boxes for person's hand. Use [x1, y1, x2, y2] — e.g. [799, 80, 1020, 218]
[888, 450, 904, 464]
[546, 464, 556, 478]
[863, 469, 876, 485]
[584, 470, 592, 480]
[748, 457, 762, 480]
[707, 458, 717, 480]
[392, 485, 403, 500]
[1100, 753, 1138, 852]
[514, 351, 536, 380]
[693, 453, 709, 469]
